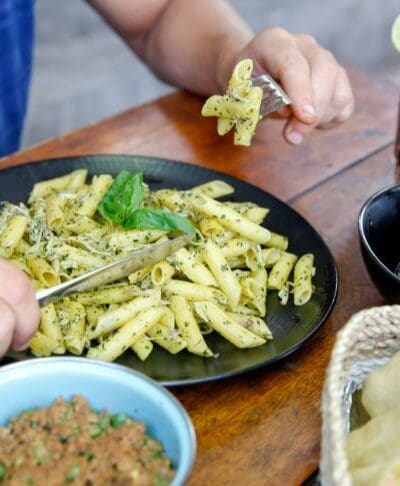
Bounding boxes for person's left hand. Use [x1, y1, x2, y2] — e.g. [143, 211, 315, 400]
[218, 28, 355, 145]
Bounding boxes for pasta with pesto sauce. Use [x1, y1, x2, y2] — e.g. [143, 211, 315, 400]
[201, 59, 263, 146]
[0, 169, 316, 362]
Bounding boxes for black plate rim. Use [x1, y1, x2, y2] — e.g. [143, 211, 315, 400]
[1, 154, 338, 386]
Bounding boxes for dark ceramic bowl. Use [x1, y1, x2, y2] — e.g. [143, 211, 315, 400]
[358, 184, 400, 303]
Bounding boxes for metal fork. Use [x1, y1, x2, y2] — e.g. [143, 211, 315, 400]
[252, 74, 291, 117]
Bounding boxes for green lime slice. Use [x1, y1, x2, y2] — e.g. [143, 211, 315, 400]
[391, 14, 400, 52]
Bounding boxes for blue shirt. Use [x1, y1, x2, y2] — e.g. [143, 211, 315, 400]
[0, 0, 34, 157]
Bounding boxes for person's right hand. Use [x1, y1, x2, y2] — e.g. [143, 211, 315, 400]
[0, 258, 40, 357]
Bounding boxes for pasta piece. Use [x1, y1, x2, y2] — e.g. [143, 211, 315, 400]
[240, 268, 267, 316]
[154, 189, 191, 213]
[27, 257, 60, 287]
[245, 244, 264, 271]
[29, 332, 57, 357]
[63, 216, 103, 235]
[158, 305, 175, 330]
[244, 206, 269, 224]
[261, 248, 283, 268]
[198, 218, 234, 243]
[0, 215, 28, 258]
[264, 231, 289, 251]
[188, 193, 271, 244]
[147, 325, 186, 354]
[203, 240, 241, 309]
[233, 87, 263, 146]
[127, 266, 152, 284]
[28, 169, 88, 202]
[39, 304, 65, 354]
[268, 252, 298, 290]
[87, 307, 164, 361]
[163, 279, 227, 305]
[45, 193, 68, 231]
[106, 229, 165, 251]
[201, 59, 262, 146]
[170, 295, 213, 357]
[172, 247, 217, 286]
[217, 117, 235, 136]
[60, 301, 86, 355]
[131, 336, 153, 361]
[293, 254, 315, 306]
[218, 238, 250, 259]
[85, 305, 105, 328]
[194, 301, 266, 348]
[58, 244, 105, 270]
[189, 180, 234, 199]
[76, 174, 113, 217]
[75, 284, 141, 306]
[227, 312, 272, 340]
[90, 289, 161, 338]
[151, 260, 175, 286]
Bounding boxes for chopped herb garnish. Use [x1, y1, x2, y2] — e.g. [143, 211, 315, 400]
[0, 462, 6, 481]
[65, 464, 80, 482]
[79, 451, 95, 462]
[155, 472, 170, 486]
[110, 413, 127, 429]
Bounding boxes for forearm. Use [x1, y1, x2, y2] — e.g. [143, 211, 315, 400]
[88, 0, 252, 95]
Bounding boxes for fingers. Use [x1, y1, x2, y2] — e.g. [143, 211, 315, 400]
[256, 28, 317, 126]
[0, 298, 16, 357]
[243, 28, 354, 144]
[0, 258, 40, 352]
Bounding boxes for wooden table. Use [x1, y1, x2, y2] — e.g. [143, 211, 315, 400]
[1, 67, 399, 485]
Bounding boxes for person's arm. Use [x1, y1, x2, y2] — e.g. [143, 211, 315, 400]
[0, 259, 39, 357]
[87, 0, 354, 144]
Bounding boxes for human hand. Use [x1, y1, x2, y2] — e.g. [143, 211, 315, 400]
[0, 258, 40, 357]
[218, 28, 354, 145]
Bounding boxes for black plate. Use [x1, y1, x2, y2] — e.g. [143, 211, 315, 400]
[1, 155, 338, 385]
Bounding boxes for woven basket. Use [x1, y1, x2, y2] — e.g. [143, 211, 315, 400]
[320, 305, 400, 486]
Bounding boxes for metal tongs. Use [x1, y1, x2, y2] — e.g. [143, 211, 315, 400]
[36, 234, 192, 307]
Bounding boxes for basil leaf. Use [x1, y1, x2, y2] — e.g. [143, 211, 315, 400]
[123, 208, 195, 235]
[98, 170, 144, 224]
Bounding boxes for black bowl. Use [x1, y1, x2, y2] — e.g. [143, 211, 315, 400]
[358, 184, 400, 303]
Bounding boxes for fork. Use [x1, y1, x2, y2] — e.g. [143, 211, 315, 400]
[252, 74, 291, 117]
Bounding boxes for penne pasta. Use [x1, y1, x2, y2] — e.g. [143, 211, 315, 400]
[170, 295, 213, 357]
[293, 254, 315, 306]
[131, 336, 154, 361]
[90, 289, 161, 339]
[172, 247, 217, 286]
[203, 240, 241, 309]
[188, 193, 271, 244]
[0, 215, 28, 258]
[87, 307, 164, 362]
[268, 252, 298, 291]
[0, 168, 317, 363]
[194, 301, 266, 348]
[163, 279, 227, 305]
[39, 304, 65, 354]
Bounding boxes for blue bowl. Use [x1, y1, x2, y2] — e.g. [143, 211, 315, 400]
[0, 357, 196, 485]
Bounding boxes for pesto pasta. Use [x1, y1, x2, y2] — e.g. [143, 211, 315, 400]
[201, 59, 263, 146]
[0, 169, 316, 362]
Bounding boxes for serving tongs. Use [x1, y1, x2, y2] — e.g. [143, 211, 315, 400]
[36, 234, 192, 307]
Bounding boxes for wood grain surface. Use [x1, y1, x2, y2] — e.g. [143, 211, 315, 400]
[0, 67, 398, 485]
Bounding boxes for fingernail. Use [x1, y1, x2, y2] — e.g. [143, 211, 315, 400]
[302, 104, 316, 120]
[286, 131, 303, 145]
